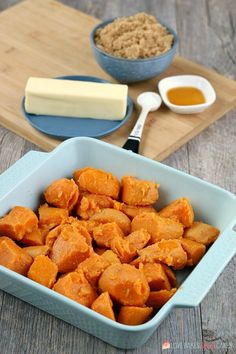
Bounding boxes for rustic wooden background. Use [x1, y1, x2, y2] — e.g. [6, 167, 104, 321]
[0, 0, 235, 353]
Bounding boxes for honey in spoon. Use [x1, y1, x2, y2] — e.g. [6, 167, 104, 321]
[167, 86, 206, 106]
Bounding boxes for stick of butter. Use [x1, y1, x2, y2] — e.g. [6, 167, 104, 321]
[25, 77, 128, 120]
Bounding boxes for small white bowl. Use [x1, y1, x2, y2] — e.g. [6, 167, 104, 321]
[158, 75, 216, 114]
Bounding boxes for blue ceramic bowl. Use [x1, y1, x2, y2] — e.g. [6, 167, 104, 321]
[90, 18, 178, 83]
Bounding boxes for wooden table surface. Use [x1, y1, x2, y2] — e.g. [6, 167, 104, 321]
[0, 1, 235, 353]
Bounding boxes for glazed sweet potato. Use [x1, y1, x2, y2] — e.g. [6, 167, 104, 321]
[101, 250, 121, 265]
[39, 203, 69, 229]
[50, 224, 91, 273]
[53, 270, 97, 307]
[99, 263, 150, 306]
[184, 221, 220, 245]
[121, 176, 159, 206]
[146, 288, 177, 308]
[158, 197, 194, 227]
[44, 178, 79, 210]
[21, 225, 48, 246]
[76, 193, 114, 220]
[24, 245, 50, 258]
[142, 263, 171, 290]
[180, 238, 206, 266]
[110, 236, 137, 263]
[0, 236, 33, 275]
[114, 201, 156, 219]
[131, 212, 184, 243]
[125, 229, 151, 250]
[92, 222, 124, 248]
[73, 167, 120, 199]
[76, 253, 109, 286]
[0, 206, 38, 241]
[118, 306, 153, 325]
[28, 255, 58, 288]
[134, 239, 187, 270]
[90, 208, 131, 235]
[91, 292, 115, 321]
[45, 225, 63, 250]
[161, 264, 177, 287]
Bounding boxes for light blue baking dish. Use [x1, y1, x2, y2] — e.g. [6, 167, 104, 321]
[0, 137, 235, 349]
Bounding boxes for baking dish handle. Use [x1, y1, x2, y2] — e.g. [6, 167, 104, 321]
[171, 227, 236, 307]
[0, 151, 48, 198]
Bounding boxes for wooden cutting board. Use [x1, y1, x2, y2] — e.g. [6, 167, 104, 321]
[0, 0, 235, 161]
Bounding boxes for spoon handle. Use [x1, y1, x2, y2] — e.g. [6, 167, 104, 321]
[122, 108, 149, 153]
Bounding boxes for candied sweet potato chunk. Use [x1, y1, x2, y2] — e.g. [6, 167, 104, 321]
[39, 203, 68, 229]
[180, 238, 206, 266]
[54, 270, 97, 307]
[73, 167, 120, 200]
[90, 208, 131, 235]
[28, 255, 58, 288]
[110, 236, 137, 263]
[21, 225, 48, 246]
[76, 193, 114, 220]
[131, 212, 184, 243]
[44, 178, 79, 210]
[92, 222, 124, 248]
[159, 197, 194, 227]
[24, 245, 49, 258]
[146, 288, 177, 308]
[125, 229, 151, 250]
[142, 263, 171, 290]
[135, 239, 187, 270]
[161, 264, 177, 287]
[184, 221, 220, 245]
[0, 206, 38, 241]
[118, 306, 153, 325]
[101, 250, 121, 265]
[91, 292, 115, 321]
[76, 253, 109, 286]
[50, 224, 91, 273]
[99, 263, 150, 306]
[121, 176, 159, 206]
[0, 236, 33, 275]
[114, 201, 156, 219]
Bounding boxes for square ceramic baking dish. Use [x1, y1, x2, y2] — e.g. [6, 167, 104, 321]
[0, 137, 236, 349]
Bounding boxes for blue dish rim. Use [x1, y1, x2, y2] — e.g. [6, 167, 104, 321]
[90, 17, 178, 63]
[21, 75, 134, 139]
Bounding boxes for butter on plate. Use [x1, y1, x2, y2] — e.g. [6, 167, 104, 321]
[25, 77, 128, 120]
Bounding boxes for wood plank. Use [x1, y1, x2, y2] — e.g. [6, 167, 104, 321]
[0, 0, 235, 161]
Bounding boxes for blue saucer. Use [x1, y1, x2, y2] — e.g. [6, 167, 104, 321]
[22, 75, 133, 139]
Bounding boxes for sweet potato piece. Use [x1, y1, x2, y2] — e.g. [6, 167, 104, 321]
[24, 245, 49, 258]
[44, 178, 79, 210]
[142, 263, 171, 290]
[0, 206, 38, 241]
[50, 224, 91, 273]
[134, 239, 187, 270]
[110, 237, 137, 263]
[159, 197, 194, 228]
[161, 264, 177, 287]
[21, 225, 48, 246]
[99, 263, 150, 306]
[180, 238, 206, 266]
[28, 255, 58, 288]
[0, 236, 33, 275]
[53, 270, 97, 307]
[68, 218, 93, 246]
[131, 212, 184, 243]
[146, 288, 177, 308]
[114, 201, 156, 220]
[101, 250, 121, 265]
[91, 292, 115, 321]
[76, 193, 114, 220]
[121, 176, 159, 206]
[76, 253, 109, 286]
[39, 203, 69, 229]
[73, 167, 120, 200]
[92, 222, 124, 248]
[118, 306, 153, 325]
[125, 229, 151, 250]
[90, 208, 131, 235]
[184, 221, 220, 245]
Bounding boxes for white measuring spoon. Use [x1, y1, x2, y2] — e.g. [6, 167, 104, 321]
[123, 92, 162, 153]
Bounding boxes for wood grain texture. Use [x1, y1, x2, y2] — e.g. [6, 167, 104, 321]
[0, 0, 235, 161]
[0, 0, 235, 354]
